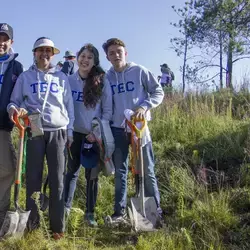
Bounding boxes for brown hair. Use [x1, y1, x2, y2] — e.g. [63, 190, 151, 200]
[102, 38, 126, 54]
[77, 44, 105, 108]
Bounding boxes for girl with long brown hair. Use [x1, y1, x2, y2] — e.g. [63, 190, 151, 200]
[64, 44, 112, 226]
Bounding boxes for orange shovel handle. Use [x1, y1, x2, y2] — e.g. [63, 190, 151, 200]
[13, 113, 29, 138]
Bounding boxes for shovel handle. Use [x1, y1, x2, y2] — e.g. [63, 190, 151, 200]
[13, 113, 29, 139]
[130, 118, 146, 139]
[14, 184, 20, 210]
[13, 114, 28, 209]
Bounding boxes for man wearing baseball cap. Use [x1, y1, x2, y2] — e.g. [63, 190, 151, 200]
[61, 50, 78, 76]
[0, 23, 24, 232]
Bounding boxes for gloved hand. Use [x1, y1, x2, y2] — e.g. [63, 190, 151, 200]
[8, 106, 28, 122]
[18, 108, 28, 118]
[131, 107, 146, 120]
[8, 106, 19, 122]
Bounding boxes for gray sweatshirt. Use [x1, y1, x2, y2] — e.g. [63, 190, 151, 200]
[106, 62, 164, 128]
[69, 71, 112, 134]
[8, 64, 74, 133]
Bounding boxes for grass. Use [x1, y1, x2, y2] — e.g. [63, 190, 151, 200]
[2, 89, 250, 249]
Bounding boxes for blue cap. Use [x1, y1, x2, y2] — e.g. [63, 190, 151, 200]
[80, 141, 100, 169]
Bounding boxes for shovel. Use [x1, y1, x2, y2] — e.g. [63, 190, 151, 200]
[128, 118, 159, 232]
[0, 114, 31, 238]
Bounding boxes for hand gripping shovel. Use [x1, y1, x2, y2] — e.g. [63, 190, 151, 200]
[127, 117, 159, 232]
[0, 114, 31, 238]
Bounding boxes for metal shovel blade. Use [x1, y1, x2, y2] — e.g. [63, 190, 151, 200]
[15, 209, 31, 236]
[130, 196, 158, 232]
[0, 210, 31, 238]
[0, 115, 31, 238]
[0, 211, 19, 237]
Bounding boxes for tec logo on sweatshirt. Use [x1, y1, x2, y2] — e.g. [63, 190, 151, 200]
[110, 81, 135, 95]
[30, 82, 59, 93]
[71, 90, 83, 102]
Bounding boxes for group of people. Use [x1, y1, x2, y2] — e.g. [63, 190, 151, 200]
[0, 22, 164, 240]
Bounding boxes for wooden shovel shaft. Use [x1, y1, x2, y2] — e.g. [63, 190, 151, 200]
[129, 117, 147, 217]
[14, 136, 24, 209]
[138, 137, 146, 217]
[13, 114, 28, 209]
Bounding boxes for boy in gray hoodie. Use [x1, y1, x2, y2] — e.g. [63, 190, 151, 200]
[102, 38, 164, 223]
[8, 37, 74, 240]
[0, 23, 23, 231]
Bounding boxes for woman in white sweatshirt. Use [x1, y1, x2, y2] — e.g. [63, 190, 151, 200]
[8, 37, 74, 240]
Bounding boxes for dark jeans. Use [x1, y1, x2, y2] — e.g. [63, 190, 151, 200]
[112, 127, 161, 215]
[64, 132, 98, 214]
[26, 130, 67, 233]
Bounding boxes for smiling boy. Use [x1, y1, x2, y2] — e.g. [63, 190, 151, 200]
[102, 38, 164, 223]
[0, 23, 23, 230]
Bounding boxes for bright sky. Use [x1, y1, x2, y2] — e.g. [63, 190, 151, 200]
[1, 0, 249, 90]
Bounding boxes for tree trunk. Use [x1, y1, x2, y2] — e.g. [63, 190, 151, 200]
[219, 29, 223, 89]
[182, 35, 188, 93]
[226, 33, 233, 89]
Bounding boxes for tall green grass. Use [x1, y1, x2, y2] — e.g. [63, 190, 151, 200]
[1, 90, 250, 249]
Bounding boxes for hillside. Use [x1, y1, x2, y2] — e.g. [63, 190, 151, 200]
[1, 90, 250, 249]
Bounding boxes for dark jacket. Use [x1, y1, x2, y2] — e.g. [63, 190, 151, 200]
[61, 60, 78, 76]
[0, 54, 23, 131]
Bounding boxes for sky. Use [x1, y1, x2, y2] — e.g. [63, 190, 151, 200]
[1, 0, 249, 90]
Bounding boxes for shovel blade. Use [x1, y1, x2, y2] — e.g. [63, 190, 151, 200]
[130, 197, 159, 232]
[0, 211, 19, 237]
[15, 210, 31, 237]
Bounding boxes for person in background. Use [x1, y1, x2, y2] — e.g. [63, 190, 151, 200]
[56, 60, 64, 71]
[158, 63, 175, 88]
[64, 43, 112, 227]
[102, 38, 164, 223]
[0, 22, 23, 231]
[7, 37, 74, 240]
[61, 50, 78, 76]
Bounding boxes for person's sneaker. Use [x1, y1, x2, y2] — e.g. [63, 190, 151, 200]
[53, 232, 64, 240]
[155, 209, 165, 229]
[85, 213, 98, 227]
[110, 210, 127, 224]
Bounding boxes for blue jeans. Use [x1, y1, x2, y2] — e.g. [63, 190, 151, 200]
[64, 132, 98, 214]
[112, 127, 161, 215]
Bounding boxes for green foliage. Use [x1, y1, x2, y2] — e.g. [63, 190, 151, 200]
[171, 0, 250, 88]
[2, 90, 250, 249]
[151, 92, 250, 168]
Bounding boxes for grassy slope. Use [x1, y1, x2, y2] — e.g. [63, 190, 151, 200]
[1, 90, 250, 249]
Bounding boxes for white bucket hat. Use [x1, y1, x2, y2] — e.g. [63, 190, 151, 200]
[32, 37, 60, 54]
